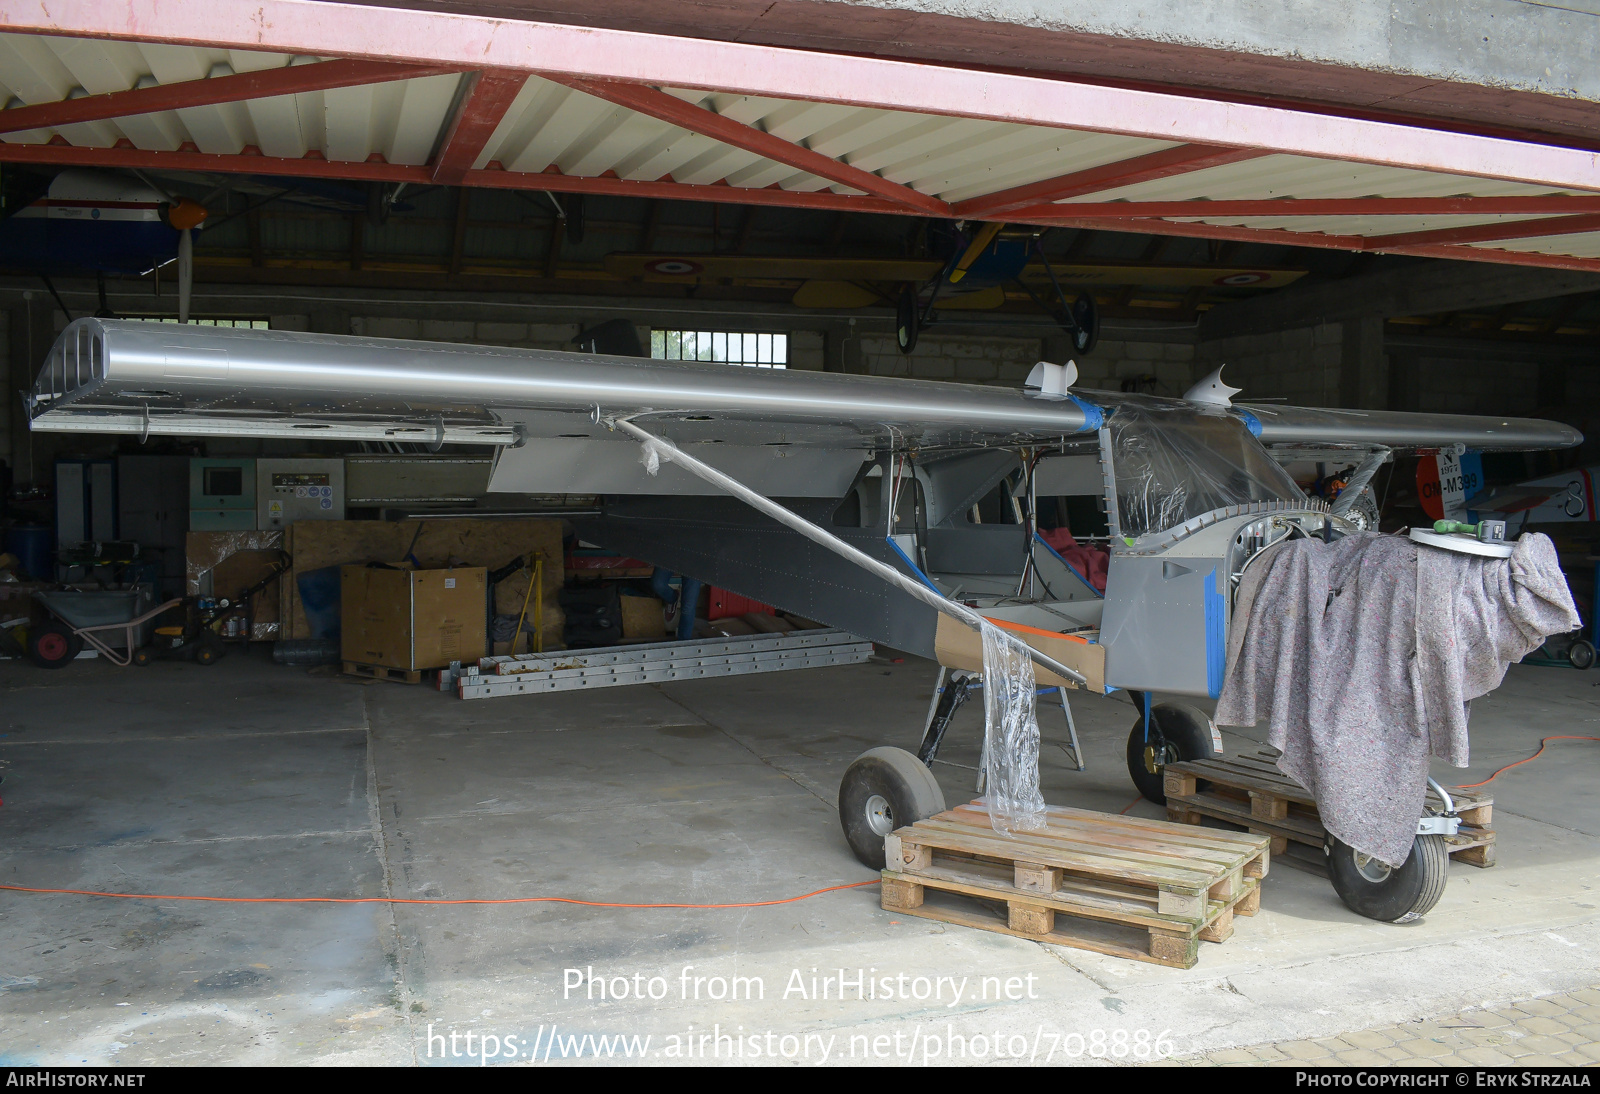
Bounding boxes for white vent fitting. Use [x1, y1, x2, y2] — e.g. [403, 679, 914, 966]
[1183, 365, 1242, 407]
[1023, 360, 1078, 400]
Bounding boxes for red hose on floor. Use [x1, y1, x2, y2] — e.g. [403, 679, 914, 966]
[1453, 735, 1600, 790]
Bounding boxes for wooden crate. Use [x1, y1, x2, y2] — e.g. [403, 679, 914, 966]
[342, 660, 424, 685]
[881, 801, 1270, 969]
[1164, 750, 1495, 868]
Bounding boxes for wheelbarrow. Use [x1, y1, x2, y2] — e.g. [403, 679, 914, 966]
[28, 588, 185, 668]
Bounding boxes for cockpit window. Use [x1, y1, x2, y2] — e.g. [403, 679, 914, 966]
[1102, 395, 1304, 537]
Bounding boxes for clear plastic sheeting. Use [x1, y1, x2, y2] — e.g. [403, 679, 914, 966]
[638, 437, 667, 476]
[980, 620, 1047, 835]
[1103, 394, 1305, 538]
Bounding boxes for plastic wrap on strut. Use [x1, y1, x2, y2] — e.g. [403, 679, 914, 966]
[980, 620, 1047, 835]
[1102, 394, 1304, 538]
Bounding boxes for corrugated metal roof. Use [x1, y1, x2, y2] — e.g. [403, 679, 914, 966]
[0, 32, 1594, 265]
[1485, 232, 1600, 259]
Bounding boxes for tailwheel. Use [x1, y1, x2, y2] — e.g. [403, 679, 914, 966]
[839, 746, 946, 869]
[1325, 834, 1449, 923]
[1065, 290, 1099, 355]
[1569, 639, 1595, 670]
[895, 287, 920, 355]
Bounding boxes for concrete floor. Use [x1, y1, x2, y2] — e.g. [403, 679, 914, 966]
[0, 649, 1596, 1066]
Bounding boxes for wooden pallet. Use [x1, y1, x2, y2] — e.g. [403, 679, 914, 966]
[342, 660, 424, 685]
[881, 801, 1270, 969]
[1164, 750, 1495, 868]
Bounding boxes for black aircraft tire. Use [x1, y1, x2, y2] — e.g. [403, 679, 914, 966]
[839, 746, 946, 870]
[896, 287, 920, 355]
[1125, 703, 1220, 805]
[1326, 833, 1449, 923]
[1069, 291, 1099, 356]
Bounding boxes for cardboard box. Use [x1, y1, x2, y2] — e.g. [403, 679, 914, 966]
[933, 613, 1105, 692]
[619, 594, 668, 639]
[341, 565, 486, 671]
[283, 519, 562, 644]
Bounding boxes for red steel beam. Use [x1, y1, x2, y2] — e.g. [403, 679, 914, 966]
[0, 141, 432, 182]
[1380, 244, 1600, 272]
[0, 57, 462, 136]
[1016, 213, 1368, 250]
[0, 139, 913, 214]
[952, 145, 1267, 219]
[5, 1, 1596, 193]
[463, 166, 912, 214]
[1001, 196, 1600, 219]
[1016, 212, 1600, 272]
[546, 76, 950, 216]
[1363, 212, 1600, 248]
[430, 69, 527, 185]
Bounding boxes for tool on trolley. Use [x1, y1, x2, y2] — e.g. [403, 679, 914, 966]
[1410, 518, 1511, 557]
[137, 551, 291, 665]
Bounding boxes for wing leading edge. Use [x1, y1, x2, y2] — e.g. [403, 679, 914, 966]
[27, 318, 1581, 464]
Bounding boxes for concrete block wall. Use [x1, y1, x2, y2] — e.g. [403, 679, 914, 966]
[857, 334, 1043, 384]
[788, 330, 824, 371]
[856, 333, 1196, 393]
[1408, 356, 1543, 417]
[1077, 337, 1197, 397]
[1197, 322, 1345, 406]
[350, 315, 584, 351]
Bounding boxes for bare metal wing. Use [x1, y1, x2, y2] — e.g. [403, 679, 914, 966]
[27, 318, 1096, 448]
[28, 319, 1582, 494]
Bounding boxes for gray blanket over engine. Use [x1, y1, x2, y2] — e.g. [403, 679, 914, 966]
[1215, 531, 1578, 867]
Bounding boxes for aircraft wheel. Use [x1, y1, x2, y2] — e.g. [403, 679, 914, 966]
[28, 624, 81, 669]
[1325, 833, 1449, 923]
[1569, 639, 1595, 670]
[1125, 703, 1220, 804]
[839, 746, 945, 870]
[896, 287, 920, 355]
[1067, 291, 1099, 355]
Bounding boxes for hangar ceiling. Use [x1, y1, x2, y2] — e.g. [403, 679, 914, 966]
[0, 1, 1594, 272]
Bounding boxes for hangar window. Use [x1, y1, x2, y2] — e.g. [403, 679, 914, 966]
[652, 329, 787, 368]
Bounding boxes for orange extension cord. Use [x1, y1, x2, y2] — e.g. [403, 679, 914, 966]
[1453, 735, 1600, 790]
[0, 879, 879, 908]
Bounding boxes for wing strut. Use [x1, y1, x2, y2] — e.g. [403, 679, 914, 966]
[608, 417, 1088, 687]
